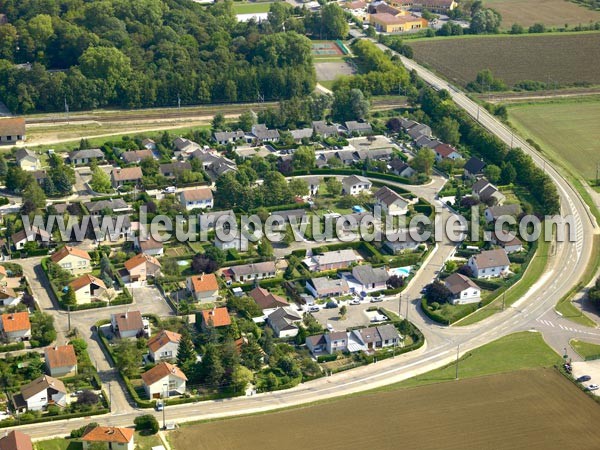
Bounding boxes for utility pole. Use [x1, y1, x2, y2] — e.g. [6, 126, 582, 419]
[405, 295, 409, 322]
[108, 381, 112, 411]
[502, 291, 506, 311]
[67, 305, 71, 331]
[64, 97, 69, 124]
[162, 384, 168, 430]
[455, 344, 460, 380]
[177, 93, 181, 110]
[399, 293, 402, 319]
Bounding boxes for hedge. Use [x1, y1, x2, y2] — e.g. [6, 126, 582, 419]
[0, 342, 25, 353]
[0, 408, 109, 428]
[290, 169, 415, 188]
[317, 354, 338, 363]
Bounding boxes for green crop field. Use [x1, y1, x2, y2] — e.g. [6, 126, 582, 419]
[409, 33, 600, 88]
[508, 97, 600, 181]
[484, 0, 600, 28]
[232, 2, 275, 14]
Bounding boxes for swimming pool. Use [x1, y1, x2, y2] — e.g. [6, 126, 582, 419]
[389, 266, 412, 277]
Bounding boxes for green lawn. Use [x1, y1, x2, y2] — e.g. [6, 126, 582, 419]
[570, 339, 600, 360]
[232, 2, 274, 14]
[35, 439, 82, 450]
[508, 98, 600, 182]
[135, 431, 163, 450]
[378, 331, 560, 391]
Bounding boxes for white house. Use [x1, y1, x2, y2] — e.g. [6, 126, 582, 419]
[491, 230, 524, 254]
[15, 149, 41, 171]
[433, 143, 462, 161]
[68, 148, 104, 165]
[141, 362, 187, 399]
[179, 188, 214, 211]
[0, 286, 19, 307]
[350, 264, 389, 293]
[342, 175, 372, 196]
[374, 186, 410, 216]
[50, 246, 91, 275]
[69, 274, 106, 305]
[14, 375, 67, 412]
[81, 426, 135, 450]
[0, 311, 31, 341]
[444, 273, 481, 305]
[266, 307, 302, 338]
[303, 249, 362, 272]
[111, 310, 146, 339]
[44, 345, 78, 377]
[229, 261, 276, 283]
[307, 277, 350, 298]
[484, 204, 522, 223]
[148, 330, 181, 362]
[186, 273, 219, 302]
[467, 249, 510, 279]
[472, 178, 506, 206]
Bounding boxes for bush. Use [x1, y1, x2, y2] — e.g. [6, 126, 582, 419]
[134, 414, 159, 434]
[317, 353, 337, 363]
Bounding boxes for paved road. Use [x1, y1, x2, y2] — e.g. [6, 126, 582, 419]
[13, 42, 600, 439]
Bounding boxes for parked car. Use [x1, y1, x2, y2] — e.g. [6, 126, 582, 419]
[585, 384, 599, 391]
[325, 300, 339, 309]
[308, 306, 320, 313]
[370, 297, 384, 303]
[577, 375, 592, 383]
[156, 401, 164, 411]
[327, 324, 334, 331]
[372, 293, 385, 300]
[163, 186, 176, 193]
[349, 299, 361, 305]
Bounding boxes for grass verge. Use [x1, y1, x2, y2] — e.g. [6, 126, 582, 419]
[570, 339, 600, 361]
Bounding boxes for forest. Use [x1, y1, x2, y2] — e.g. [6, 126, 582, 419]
[0, 0, 318, 113]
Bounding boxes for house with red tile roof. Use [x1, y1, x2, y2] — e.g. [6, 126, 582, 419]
[0, 430, 33, 450]
[45, 344, 78, 377]
[141, 362, 187, 399]
[81, 426, 135, 450]
[50, 246, 91, 275]
[123, 253, 161, 283]
[200, 307, 231, 329]
[186, 273, 219, 302]
[148, 330, 181, 362]
[69, 274, 106, 304]
[0, 311, 31, 341]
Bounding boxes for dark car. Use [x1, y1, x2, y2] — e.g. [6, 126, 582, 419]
[325, 300, 339, 309]
[577, 375, 592, 383]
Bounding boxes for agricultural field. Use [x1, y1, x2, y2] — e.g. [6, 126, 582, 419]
[484, 0, 600, 28]
[409, 33, 600, 88]
[507, 97, 600, 181]
[169, 369, 600, 450]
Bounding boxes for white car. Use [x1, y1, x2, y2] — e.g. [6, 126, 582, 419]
[163, 186, 176, 194]
[586, 384, 599, 391]
[308, 306, 320, 313]
[349, 299, 361, 305]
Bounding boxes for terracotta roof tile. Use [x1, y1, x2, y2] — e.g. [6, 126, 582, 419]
[81, 426, 134, 444]
[141, 362, 187, 386]
[69, 274, 106, 292]
[50, 246, 91, 263]
[45, 344, 77, 369]
[0, 430, 32, 450]
[148, 330, 181, 353]
[1, 312, 30, 332]
[188, 273, 218, 293]
[201, 307, 231, 327]
[124, 253, 161, 271]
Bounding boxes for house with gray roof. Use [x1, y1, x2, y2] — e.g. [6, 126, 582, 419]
[342, 175, 372, 196]
[213, 130, 246, 145]
[345, 121, 373, 135]
[312, 121, 338, 138]
[484, 204, 522, 222]
[251, 124, 280, 143]
[303, 249, 362, 271]
[290, 128, 314, 142]
[306, 277, 350, 298]
[307, 324, 401, 356]
[229, 261, 277, 283]
[69, 148, 104, 165]
[444, 273, 481, 305]
[350, 264, 389, 293]
[266, 307, 302, 338]
[472, 178, 506, 205]
[464, 156, 486, 178]
[159, 161, 192, 178]
[467, 249, 510, 279]
[374, 186, 410, 216]
[85, 198, 131, 215]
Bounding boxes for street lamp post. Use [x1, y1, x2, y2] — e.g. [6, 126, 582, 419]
[455, 344, 460, 380]
[162, 383, 168, 429]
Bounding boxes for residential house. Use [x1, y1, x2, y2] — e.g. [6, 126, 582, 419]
[342, 175, 372, 195]
[374, 186, 410, 216]
[179, 188, 214, 210]
[0, 117, 26, 144]
[491, 230, 524, 254]
[354, 148, 394, 162]
[32, 170, 48, 186]
[464, 156, 486, 178]
[142, 138, 156, 151]
[406, 123, 432, 140]
[198, 209, 236, 231]
[351, 264, 389, 293]
[0, 311, 31, 341]
[312, 121, 338, 138]
[214, 236, 243, 251]
[303, 249, 362, 271]
[11, 226, 51, 250]
[142, 362, 187, 399]
[369, 2, 403, 14]
[389, 159, 416, 178]
[111, 167, 143, 188]
[345, 121, 373, 135]
[0, 286, 19, 307]
[305, 334, 328, 355]
[13, 375, 66, 412]
[121, 149, 155, 164]
[335, 150, 357, 165]
[484, 204, 522, 223]
[190, 149, 237, 179]
[433, 143, 462, 161]
[356, 325, 402, 350]
[92, 216, 132, 242]
[85, 198, 131, 215]
[304, 176, 321, 196]
[123, 253, 161, 283]
[200, 307, 231, 329]
[159, 161, 192, 178]
[249, 286, 289, 311]
[444, 273, 481, 305]
[68, 148, 104, 165]
[81, 426, 135, 450]
[148, 330, 181, 362]
[44, 345, 78, 377]
[290, 128, 313, 142]
[50, 246, 91, 275]
[266, 307, 302, 338]
[307, 277, 350, 298]
[229, 261, 277, 283]
[15, 148, 40, 171]
[415, 135, 442, 150]
[69, 274, 106, 304]
[467, 249, 510, 278]
[186, 273, 219, 303]
[326, 331, 349, 354]
[135, 236, 164, 256]
[384, 228, 423, 253]
[111, 310, 146, 338]
[173, 137, 201, 155]
[214, 130, 245, 145]
[369, 12, 427, 33]
[472, 178, 506, 205]
[251, 124, 280, 143]
[307, 324, 401, 356]
[0, 430, 33, 450]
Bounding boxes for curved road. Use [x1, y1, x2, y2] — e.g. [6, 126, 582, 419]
[15, 46, 600, 440]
